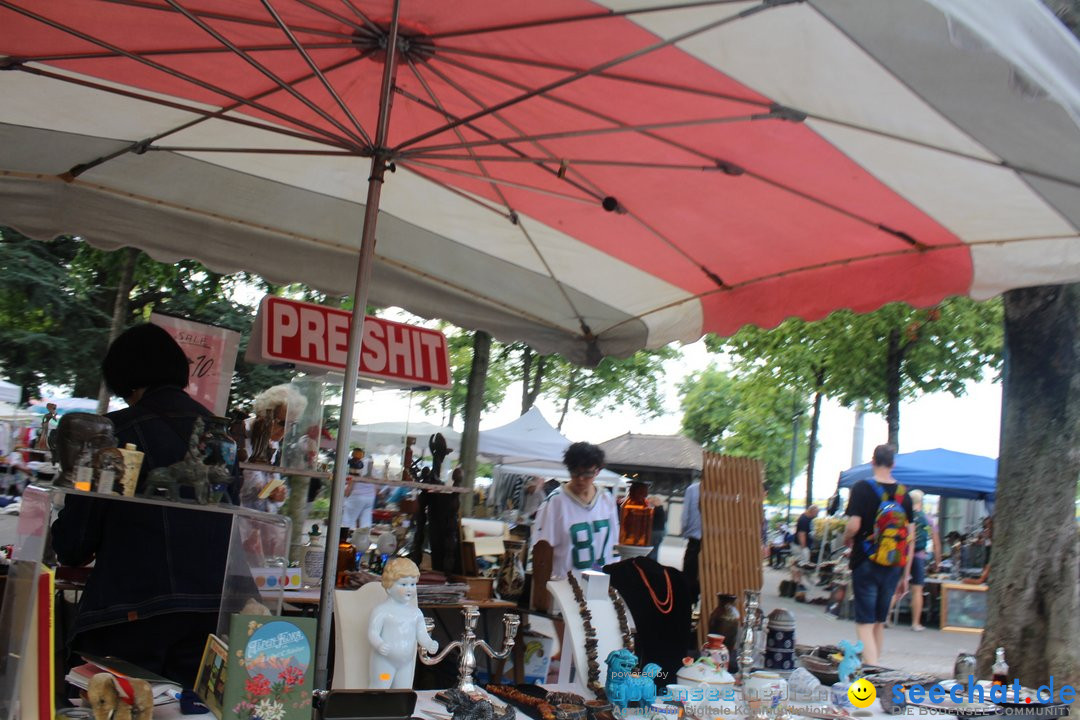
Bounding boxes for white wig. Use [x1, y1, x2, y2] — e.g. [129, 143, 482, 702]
[253, 383, 309, 418]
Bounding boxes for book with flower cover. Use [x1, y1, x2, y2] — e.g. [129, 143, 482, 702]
[221, 614, 316, 720]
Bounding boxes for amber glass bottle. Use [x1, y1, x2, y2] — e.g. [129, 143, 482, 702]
[619, 481, 654, 546]
[336, 526, 357, 587]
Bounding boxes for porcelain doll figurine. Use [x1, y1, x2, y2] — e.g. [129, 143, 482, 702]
[368, 557, 439, 689]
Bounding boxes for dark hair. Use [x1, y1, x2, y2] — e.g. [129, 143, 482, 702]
[102, 324, 189, 400]
[563, 441, 605, 472]
[872, 443, 896, 468]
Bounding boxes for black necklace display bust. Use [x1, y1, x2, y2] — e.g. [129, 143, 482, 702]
[603, 556, 693, 688]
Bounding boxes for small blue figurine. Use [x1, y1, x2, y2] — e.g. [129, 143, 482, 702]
[837, 639, 864, 684]
[605, 650, 660, 711]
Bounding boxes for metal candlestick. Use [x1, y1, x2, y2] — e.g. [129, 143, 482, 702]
[419, 604, 520, 693]
[736, 590, 765, 686]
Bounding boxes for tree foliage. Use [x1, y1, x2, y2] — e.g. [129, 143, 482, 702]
[679, 365, 809, 503]
[418, 332, 676, 431]
[0, 229, 294, 406]
[709, 298, 1003, 451]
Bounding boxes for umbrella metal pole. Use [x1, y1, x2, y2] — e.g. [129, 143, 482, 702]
[315, 0, 403, 690]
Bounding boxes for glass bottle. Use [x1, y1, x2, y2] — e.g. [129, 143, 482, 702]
[302, 524, 325, 588]
[992, 647, 1009, 685]
[708, 593, 741, 671]
[618, 481, 654, 546]
[337, 527, 357, 587]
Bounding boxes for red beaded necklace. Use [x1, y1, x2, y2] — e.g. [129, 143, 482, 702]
[633, 559, 674, 615]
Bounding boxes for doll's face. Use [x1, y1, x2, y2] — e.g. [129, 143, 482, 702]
[387, 575, 418, 604]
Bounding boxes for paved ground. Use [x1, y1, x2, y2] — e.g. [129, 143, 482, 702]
[656, 536, 977, 677]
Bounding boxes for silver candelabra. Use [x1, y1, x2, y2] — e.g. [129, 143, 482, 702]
[419, 604, 520, 692]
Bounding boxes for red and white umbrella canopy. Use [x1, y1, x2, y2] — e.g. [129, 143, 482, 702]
[2, 0, 1079, 362]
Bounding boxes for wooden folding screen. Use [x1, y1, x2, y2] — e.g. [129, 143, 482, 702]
[697, 452, 765, 645]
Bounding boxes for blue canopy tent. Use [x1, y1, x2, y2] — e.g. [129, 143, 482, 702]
[838, 448, 997, 502]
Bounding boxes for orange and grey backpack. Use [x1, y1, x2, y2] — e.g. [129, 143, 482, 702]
[863, 480, 909, 567]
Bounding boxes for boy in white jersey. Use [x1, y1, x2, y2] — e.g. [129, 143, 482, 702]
[531, 441, 621, 578]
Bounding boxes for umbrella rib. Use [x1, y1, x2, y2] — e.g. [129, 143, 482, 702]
[399, 166, 518, 222]
[161, 0, 369, 148]
[391, 80, 602, 201]
[17, 53, 370, 179]
[415, 42, 771, 110]
[336, 0, 385, 37]
[403, 56, 517, 217]
[399, 154, 718, 170]
[403, 58, 597, 337]
[96, 0, 361, 40]
[147, 146, 361, 155]
[19, 42, 354, 62]
[422, 53, 729, 166]
[605, 235, 1080, 338]
[377, 255, 583, 339]
[401, 113, 780, 157]
[259, 0, 373, 147]
[803, 3, 1080, 193]
[426, 0, 759, 40]
[292, 0, 378, 37]
[11, 64, 363, 181]
[0, 2, 361, 150]
[399, 160, 598, 206]
[417, 57, 607, 200]
[409, 56, 726, 290]
[806, 114, 1080, 192]
[414, 53, 931, 249]
[393, 0, 794, 152]
[597, 243, 970, 339]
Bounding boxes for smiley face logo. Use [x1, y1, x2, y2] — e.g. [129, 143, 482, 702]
[848, 678, 877, 708]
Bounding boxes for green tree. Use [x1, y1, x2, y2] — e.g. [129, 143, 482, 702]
[709, 298, 1002, 501]
[543, 347, 678, 430]
[0, 230, 293, 406]
[679, 365, 809, 502]
[416, 327, 513, 426]
[0, 230, 110, 401]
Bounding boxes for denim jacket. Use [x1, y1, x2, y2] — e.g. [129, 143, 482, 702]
[50, 386, 235, 635]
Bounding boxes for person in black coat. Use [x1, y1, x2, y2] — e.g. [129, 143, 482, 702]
[52, 324, 250, 688]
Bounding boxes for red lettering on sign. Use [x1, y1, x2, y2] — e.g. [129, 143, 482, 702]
[259, 297, 450, 388]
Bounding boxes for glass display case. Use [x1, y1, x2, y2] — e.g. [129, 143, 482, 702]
[0, 484, 291, 720]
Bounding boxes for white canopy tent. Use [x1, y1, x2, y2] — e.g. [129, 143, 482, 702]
[0, 380, 20, 405]
[476, 407, 572, 464]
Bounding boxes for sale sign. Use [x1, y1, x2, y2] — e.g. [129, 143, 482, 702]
[251, 296, 451, 389]
[151, 313, 240, 416]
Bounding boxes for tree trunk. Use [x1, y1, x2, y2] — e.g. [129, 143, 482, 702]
[885, 328, 903, 448]
[96, 247, 139, 413]
[976, 284, 1080, 688]
[806, 369, 825, 506]
[521, 349, 545, 414]
[459, 331, 491, 517]
[557, 368, 578, 431]
[520, 347, 533, 414]
[284, 475, 313, 565]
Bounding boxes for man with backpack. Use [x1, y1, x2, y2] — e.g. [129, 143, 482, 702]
[842, 444, 914, 664]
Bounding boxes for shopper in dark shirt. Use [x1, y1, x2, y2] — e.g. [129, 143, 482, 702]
[51, 324, 246, 687]
[842, 444, 914, 664]
[791, 504, 819, 584]
[646, 495, 667, 561]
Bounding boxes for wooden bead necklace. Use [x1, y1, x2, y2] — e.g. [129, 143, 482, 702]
[608, 585, 635, 652]
[566, 572, 604, 693]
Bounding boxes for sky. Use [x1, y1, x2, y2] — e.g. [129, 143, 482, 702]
[351, 336, 1003, 502]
